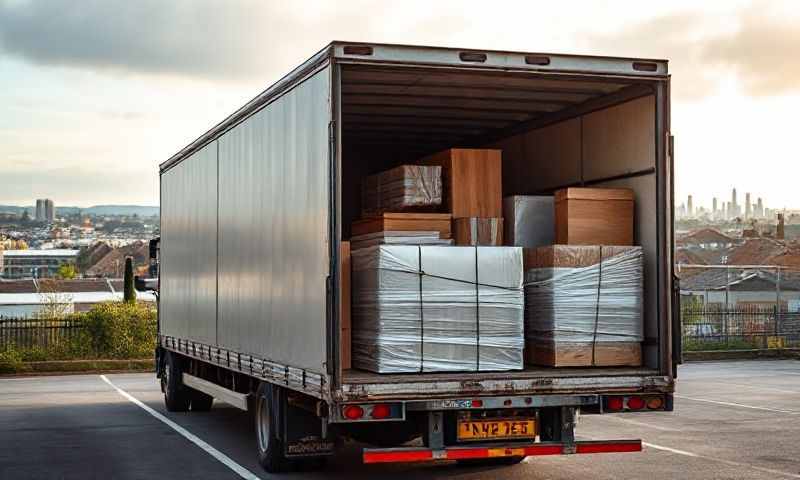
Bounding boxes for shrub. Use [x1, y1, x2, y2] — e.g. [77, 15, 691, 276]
[81, 302, 156, 359]
[0, 347, 24, 374]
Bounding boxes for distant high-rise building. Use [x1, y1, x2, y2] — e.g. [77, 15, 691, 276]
[712, 197, 718, 218]
[757, 198, 763, 218]
[44, 199, 55, 222]
[731, 188, 738, 218]
[687, 195, 694, 217]
[35, 199, 45, 221]
[35, 198, 55, 222]
[745, 193, 751, 219]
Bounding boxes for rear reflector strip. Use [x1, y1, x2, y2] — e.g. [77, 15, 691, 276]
[363, 440, 641, 464]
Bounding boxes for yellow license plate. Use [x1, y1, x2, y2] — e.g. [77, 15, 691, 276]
[457, 419, 536, 441]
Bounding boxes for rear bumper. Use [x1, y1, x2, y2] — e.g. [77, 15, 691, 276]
[363, 439, 642, 464]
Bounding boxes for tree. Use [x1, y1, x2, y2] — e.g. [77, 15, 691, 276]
[123, 256, 136, 303]
[56, 263, 77, 280]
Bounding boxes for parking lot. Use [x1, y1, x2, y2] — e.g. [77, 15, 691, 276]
[1, 359, 799, 479]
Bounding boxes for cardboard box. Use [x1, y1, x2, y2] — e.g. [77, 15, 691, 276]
[524, 245, 643, 367]
[420, 149, 502, 219]
[454, 217, 503, 246]
[503, 196, 554, 248]
[554, 188, 634, 246]
[352, 213, 452, 239]
[361, 165, 442, 215]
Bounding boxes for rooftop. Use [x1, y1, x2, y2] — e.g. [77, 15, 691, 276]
[1, 249, 79, 257]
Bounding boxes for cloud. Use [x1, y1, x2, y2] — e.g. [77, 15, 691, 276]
[583, 4, 800, 99]
[702, 7, 800, 96]
[0, 0, 331, 81]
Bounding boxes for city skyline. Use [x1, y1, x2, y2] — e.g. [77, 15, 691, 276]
[677, 186, 797, 220]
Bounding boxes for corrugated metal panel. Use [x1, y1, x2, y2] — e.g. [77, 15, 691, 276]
[217, 67, 331, 373]
[160, 143, 218, 345]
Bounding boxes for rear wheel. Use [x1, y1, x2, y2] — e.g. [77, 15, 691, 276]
[255, 383, 290, 473]
[162, 351, 190, 412]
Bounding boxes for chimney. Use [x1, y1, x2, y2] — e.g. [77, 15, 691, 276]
[777, 213, 785, 240]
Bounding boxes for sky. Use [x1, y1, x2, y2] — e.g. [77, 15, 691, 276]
[1, 0, 799, 209]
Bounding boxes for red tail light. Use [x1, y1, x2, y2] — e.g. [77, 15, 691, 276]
[371, 404, 391, 419]
[343, 405, 364, 420]
[607, 397, 624, 411]
[627, 396, 645, 410]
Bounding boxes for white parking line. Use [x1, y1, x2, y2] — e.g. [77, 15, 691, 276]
[643, 442, 800, 479]
[100, 375, 262, 480]
[674, 394, 800, 414]
[602, 415, 681, 432]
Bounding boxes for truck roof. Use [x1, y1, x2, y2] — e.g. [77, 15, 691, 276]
[160, 41, 668, 173]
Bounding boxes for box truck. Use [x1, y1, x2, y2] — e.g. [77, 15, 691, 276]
[153, 42, 677, 473]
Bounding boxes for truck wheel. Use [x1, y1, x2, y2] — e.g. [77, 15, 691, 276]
[255, 383, 290, 473]
[162, 351, 190, 412]
[190, 390, 214, 412]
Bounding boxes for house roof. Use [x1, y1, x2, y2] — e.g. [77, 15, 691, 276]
[726, 238, 788, 265]
[85, 241, 149, 277]
[1, 249, 79, 257]
[675, 249, 708, 266]
[0, 278, 121, 294]
[677, 228, 735, 246]
[0, 291, 155, 306]
[679, 268, 800, 291]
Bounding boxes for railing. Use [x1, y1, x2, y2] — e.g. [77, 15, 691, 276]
[0, 318, 85, 350]
[681, 303, 800, 351]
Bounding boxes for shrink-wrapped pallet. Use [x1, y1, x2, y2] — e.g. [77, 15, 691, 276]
[524, 245, 643, 367]
[351, 245, 523, 373]
[362, 165, 442, 215]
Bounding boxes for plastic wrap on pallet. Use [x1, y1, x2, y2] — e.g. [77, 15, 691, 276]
[362, 165, 442, 215]
[524, 247, 643, 344]
[351, 245, 524, 373]
[350, 231, 452, 251]
[477, 247, 524, 371]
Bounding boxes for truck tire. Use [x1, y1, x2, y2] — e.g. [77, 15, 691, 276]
[255, 383, 290, 473]
[190, 389, 214, 412]
[162, 351, 190, 412]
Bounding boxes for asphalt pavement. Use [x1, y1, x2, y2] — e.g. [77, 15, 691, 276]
[1, 360, 799, 479]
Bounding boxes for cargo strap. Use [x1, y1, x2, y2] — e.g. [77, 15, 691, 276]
[591, 246, 603, 367]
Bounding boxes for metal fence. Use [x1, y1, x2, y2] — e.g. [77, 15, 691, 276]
[0, 318, 85, 350]
[681, 303, 800, 350]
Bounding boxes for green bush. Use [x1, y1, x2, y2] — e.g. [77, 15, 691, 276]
[0, 302, 157, 371]
[0, 347, 24, 374]
[80, 302, 156, 359]
[683, 338, 760, 352]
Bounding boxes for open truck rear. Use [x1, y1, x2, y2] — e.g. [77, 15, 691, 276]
[155, 42, 677, 473]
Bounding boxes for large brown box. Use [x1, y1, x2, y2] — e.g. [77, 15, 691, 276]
[420, 149, 502, 219]
[340, 241, 352, 369]
[554, 188, 634, 246]
[351, 213, 452, 239]
[454, 217, 503, 246]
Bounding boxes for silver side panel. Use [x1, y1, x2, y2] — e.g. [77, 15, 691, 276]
[160, 143, 218, 345]
[217, 67, 331, 373]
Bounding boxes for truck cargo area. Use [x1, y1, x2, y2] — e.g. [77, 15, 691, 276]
[338, 60, 669, 381]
